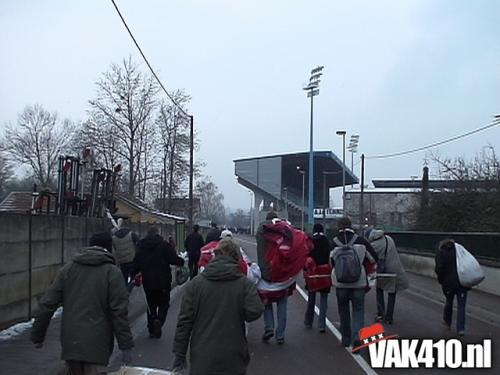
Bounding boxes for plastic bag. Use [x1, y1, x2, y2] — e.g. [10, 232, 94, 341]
[455, 243, 485, 288]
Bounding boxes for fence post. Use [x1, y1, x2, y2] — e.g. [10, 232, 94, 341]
[28, 211, 33, 320]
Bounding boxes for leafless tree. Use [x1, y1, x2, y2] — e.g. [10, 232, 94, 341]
[196, 176, 225, 223]
[2, 104, 72, 188]
[155, 92, 193, 210]
[88, 57, 159, 196]
[0, 152, 12, 199]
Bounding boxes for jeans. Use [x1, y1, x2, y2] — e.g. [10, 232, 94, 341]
[443, 288, 467, 332]
[144, 288, 171, 332]
[120, 262, 135, 293]
[263, 296, 288, 340]
[336, 288, 365, 346]
[304, 291, 328, 330]
[376, 288, 396, 321]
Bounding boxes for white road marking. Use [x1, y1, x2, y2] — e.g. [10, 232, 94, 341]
[236, 236, 377, 375]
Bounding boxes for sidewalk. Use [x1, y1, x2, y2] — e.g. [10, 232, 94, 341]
[0, 286, 148, 375]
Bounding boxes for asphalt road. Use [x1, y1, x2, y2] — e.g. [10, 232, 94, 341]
[106, 234, 499, 374]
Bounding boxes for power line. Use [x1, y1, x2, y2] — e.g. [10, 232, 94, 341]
[366, 121, 500, 160]
[109, 0, 189, 117]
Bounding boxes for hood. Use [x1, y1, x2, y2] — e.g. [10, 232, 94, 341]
[202, 255, 242, 281]
[73, 246, 116, 266]
[113, 228, 131, 238]
[138, 234, 163, 250]
[368, 229, 385, 242]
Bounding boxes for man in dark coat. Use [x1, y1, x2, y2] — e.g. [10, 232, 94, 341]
[134, 227, 184, 338]
[184, 224, 205, 279]
[205, 222, 222, 244]
[172, 238, 264, 375]
[304, 223, 331, 332]
[31, 232, 134, 373]
[435, 239, 469, 336]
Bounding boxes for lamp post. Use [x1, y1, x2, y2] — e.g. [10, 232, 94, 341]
[336, 130, 347, 216]
[297, 166, 306, 231]
[347, 135, 359, 187]
[303, 66, 324, 227]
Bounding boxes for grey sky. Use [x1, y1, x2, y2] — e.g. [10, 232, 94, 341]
[1, 0, 499, 210]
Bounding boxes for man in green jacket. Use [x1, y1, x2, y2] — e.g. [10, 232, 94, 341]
[31, 232, 134, 374]
[172, 238, 264, 375]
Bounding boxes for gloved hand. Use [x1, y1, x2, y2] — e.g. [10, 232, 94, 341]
[121, 349, 132, 365]
[172, 355, 187, 371]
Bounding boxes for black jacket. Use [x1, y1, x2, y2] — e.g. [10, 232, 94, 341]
[134, 234, 184, 290]
[184, 232, 205, 257]
[205, 228, 221, 244]
[310, 233, 331, 266]
[435, 242, 464, 291]
[333, 230, 378, 262]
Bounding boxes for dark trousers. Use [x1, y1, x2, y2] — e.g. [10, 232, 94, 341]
[65, 361, 101, 375]
[336, 288, 365, 347]
[188, 255, 199, 279]
[144, 288, 170, 332]
[376, 288, 396, 321]
[443, 288, 467, 332]
[120, 262, 135, 293]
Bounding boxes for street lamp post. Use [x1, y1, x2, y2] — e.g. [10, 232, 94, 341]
[303, 66, 324, 228]
[347, 135, 359, 188]
[336, 130, 347, 216]
[297, 166, 306, 231]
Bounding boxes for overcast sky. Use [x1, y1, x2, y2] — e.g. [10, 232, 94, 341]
[1, 0, 499, 210]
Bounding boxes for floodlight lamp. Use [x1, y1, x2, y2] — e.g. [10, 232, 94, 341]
[336, 130, 347, 136]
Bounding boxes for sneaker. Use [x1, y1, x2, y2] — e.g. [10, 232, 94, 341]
[276, 338, 285, 345]
[319, 328, 326, 333]
[375, 315, 383, 322]
[261, 330, 274, 343]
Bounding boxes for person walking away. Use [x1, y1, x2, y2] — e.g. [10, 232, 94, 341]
[435, 239, 469, 336]
[185, 224, 205, 279]
[112, 222, 139, 292]
[172, 239, 264, 374]
[368, 229, 409, 324]
[331, 217, 376, 351]
[135, 227, 185, 338]
[256, 211, 288, 344]
[205, 222, 222, 243]
[31, 232, 133, 374]
[304, 223, 331, 332]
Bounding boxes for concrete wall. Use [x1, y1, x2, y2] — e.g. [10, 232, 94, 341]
[399, 251, 500, 297]
[0, 212, 176, 330]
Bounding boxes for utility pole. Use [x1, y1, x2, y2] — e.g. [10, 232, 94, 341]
[188, 115, 194, 232]
[359, 153, 365, 234]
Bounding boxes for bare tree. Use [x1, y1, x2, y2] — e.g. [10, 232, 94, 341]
[155, 92, 193, 210]
[416, 147, 500, 231]
[88, 57, 159, 196]
[3, 104, 72, 188]
[196, 176, 225, 223]
[0, 152, 12, 199]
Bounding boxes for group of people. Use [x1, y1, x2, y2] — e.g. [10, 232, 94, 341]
[29, 214, 477, 374]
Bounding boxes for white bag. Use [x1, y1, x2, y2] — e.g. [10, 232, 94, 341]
[455, 243, 485, 288]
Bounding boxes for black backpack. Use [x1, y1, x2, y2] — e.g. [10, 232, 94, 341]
[333, 234, 362, 283]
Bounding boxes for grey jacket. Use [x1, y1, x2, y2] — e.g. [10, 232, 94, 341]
[31, 246, 133, 365]
[112, 228, 138, 264]
[369, 230, 409, 292]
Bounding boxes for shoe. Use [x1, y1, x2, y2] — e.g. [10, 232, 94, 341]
[319, 328, 326, 333]
[261, 330, 274, 343]
[375, 315, 383, 322]
[384, 318, 394, 325]
[458, 331, 465, 337]
[276, 338, 285, 345]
